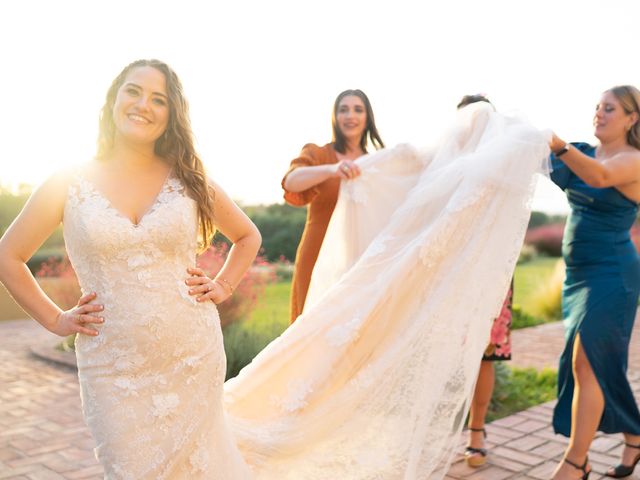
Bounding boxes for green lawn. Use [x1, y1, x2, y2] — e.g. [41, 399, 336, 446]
[247, 281, 291, 328]
[513, 256, 560, 314]
[512, 256, 564, 328]
[223, 282, 290, 379]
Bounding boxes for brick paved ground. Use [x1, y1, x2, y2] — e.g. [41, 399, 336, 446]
[0, 320, 101, 479]
[1, 315, 640, 479]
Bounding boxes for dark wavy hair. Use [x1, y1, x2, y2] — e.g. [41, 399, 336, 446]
[95, 59, 215, 248]
[456, 94, 493, 110]
[606, 85, 640, 150]
[331, 89, 384, 154]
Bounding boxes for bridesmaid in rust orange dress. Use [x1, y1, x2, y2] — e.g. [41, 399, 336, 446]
[281, 89, 385, 323]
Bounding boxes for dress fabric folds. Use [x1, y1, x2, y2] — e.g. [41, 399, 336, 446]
[63, 103, 549, 479]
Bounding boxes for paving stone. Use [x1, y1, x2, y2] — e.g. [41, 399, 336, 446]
[531, 427, 570, 444]
[516, 410, 551, 423]
[492, 447, 546, 467]
[511, 419, 548, 434]
[590, 435, 623, 453]
[485, 424, 526, 440]
[25, 468, 67, 479]
[63, 465, 104, 479]
[466, 466, 513, 480]
[529, 440, 566, 458]
[525, 460, 558, 480]
[507, 435, 548, 451]
[490, 415, 529, 428]
[487, 455, 530, 472]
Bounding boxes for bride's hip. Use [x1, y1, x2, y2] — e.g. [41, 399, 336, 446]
[75, 301, 223, 364]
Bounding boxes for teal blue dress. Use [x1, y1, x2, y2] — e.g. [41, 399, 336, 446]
[551, 143, 640, 436]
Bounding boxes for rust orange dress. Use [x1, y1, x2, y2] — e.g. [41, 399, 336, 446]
[282, 143, 340, 323]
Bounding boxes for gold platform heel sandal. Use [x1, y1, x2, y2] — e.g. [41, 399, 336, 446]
[464, 427, 487, 468]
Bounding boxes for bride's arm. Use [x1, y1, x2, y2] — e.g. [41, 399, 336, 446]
[0, 172, 103, 336]
[186, 180, 262, 304]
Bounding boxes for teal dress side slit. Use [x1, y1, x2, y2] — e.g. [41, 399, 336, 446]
[551, 142, 640, 436]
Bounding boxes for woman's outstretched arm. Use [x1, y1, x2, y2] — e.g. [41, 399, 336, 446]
[550, 134, 640, 188]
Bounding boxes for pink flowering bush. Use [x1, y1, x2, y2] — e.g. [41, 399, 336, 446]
[35, 257, 81, 352]
[36, 256, 81, 310]
[196, 243, 276, 327]
[524, 223, 565, 257]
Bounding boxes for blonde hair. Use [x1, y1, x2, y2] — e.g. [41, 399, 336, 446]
[96, 59, 215, 248]
[607, 85, 640, 150]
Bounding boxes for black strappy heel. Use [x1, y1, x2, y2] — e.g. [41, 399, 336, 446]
[563, 456, 590, 480]
[464, 427, 487, 468]
[606, 442, 640, 478]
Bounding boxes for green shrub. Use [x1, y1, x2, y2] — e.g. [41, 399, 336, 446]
[527, 211, 567, 229]
[487, 362, 557, 422]
[517, 244, 538, 265]
[27, 247, 66, 274]
[528, 259, 564, 321]
[274, 261, 293, 282]
[511, 304, 545, 330]
[223, 313, 288, 380]
[243, 204, 306, 262]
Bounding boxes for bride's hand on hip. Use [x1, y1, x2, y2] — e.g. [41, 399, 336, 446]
[51, 292, 104, 337]
[186, 267, 232, 304]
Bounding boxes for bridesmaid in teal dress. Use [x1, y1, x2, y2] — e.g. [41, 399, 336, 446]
[549, 85, 640, 480]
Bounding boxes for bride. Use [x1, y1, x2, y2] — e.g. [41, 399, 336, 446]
[0, 59, 549, 479]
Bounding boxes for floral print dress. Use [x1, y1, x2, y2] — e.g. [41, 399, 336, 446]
[483, 279, 513, 361]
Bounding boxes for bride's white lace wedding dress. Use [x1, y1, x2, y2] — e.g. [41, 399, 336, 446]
[64, 103, 549, 479]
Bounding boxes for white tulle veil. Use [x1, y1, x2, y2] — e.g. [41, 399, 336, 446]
[224, 103, 550, 479]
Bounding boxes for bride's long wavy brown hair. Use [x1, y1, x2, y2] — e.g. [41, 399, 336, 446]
[96, 59, 215, 248]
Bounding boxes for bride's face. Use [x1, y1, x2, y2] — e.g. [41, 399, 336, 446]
[336, 95, 367, 142]
[112, 66, 170, 146]
[593, 91, 635, 143]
